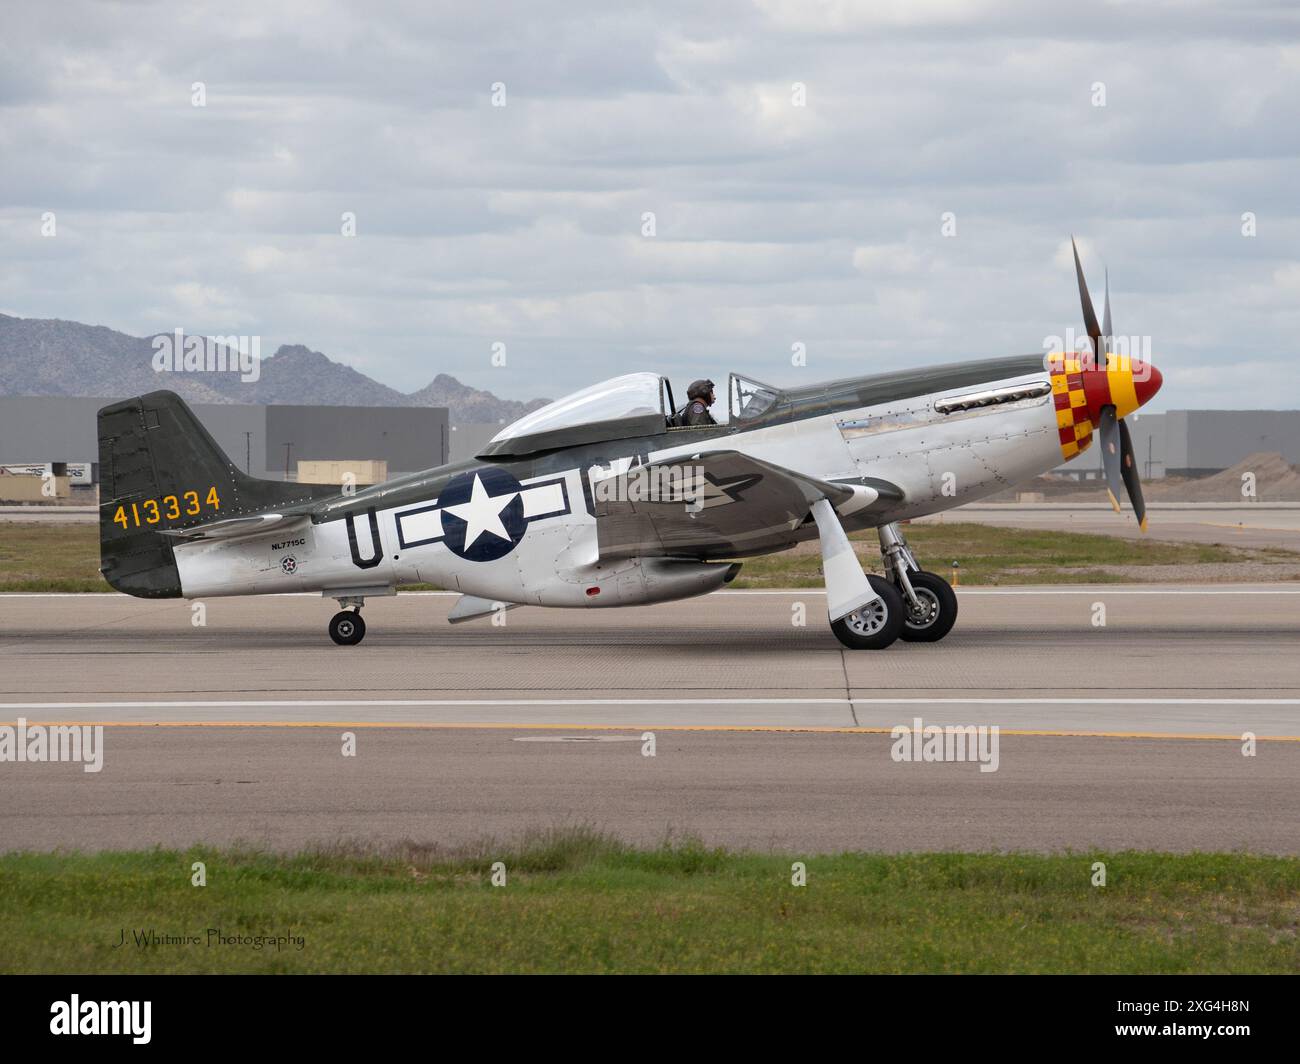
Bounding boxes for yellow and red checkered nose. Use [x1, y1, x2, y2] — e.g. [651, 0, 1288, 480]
[1048, 353, 1163, 460]
[1047, 354, 1094, 459]
[1081, 355, 1163, 421]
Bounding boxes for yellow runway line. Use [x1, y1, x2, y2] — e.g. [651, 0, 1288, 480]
[1204, 521, 1295, 533]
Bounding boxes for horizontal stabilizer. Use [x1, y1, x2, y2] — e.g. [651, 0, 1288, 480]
[159, 513, 310, 542]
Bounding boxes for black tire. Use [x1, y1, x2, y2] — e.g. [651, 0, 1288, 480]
[329, 610, 366, 646]
[830, 575, 905, 650]
[898, 570, 958, 643]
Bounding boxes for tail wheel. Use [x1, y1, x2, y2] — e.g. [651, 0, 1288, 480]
[329, 610, 366, 646]
[830, 575, 904, 650]
[898, 571, 958, 643]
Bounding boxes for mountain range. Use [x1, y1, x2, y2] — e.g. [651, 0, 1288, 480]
[0, 313, 549, 424]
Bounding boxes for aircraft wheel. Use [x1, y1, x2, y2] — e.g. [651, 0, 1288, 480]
[830, 575, 904, 650]
[329, 610, 366, 646]
[898, 571, 958, 643]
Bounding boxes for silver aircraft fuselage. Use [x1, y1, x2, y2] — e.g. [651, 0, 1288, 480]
[170, 352, 1137, 609]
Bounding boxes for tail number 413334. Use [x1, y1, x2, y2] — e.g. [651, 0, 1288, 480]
[112, 486, 220, 529]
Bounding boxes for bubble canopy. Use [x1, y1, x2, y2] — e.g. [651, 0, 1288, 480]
[479, 372, 671, 458]
[489, 373, 663, 443]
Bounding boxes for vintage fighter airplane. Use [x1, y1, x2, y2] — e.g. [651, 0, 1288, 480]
[98, 243, 1161, 649]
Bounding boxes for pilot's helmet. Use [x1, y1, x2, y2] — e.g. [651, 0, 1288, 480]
[687, 379, 716, 402]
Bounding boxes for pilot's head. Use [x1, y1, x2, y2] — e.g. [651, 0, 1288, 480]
[687, 379, 716, 406]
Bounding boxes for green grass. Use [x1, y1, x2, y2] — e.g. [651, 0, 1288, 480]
[2, 832, 1297, 973]
[3, 520, 1296, 593]
[733, 521, 1299, 587]
[0, 522, 106, 592]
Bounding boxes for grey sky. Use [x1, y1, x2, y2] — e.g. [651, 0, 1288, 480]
[3, 0, 1299, 410]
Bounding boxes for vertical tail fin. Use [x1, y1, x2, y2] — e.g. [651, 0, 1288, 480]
[97, 390, 329, 597]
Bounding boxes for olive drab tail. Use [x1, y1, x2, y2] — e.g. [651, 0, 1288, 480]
[96, 390, 328, 597]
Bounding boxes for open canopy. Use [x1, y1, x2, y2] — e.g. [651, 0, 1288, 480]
[728, 374, 779, 422]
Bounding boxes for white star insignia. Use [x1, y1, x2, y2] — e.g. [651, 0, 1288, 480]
[442, 474, 519, 550]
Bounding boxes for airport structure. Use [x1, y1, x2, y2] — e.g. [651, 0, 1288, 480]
[447, 422, 503, 463]
[1047, 410, 1299, 479]
[0, 396, 449, 487]
[2, 396, 1297, 488]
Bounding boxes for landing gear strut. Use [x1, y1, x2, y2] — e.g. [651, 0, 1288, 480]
[323, 587, 395, 645]
[877, 523, 958, 642]
[328, 595, 367, 646]
[809, 498, 905, 650]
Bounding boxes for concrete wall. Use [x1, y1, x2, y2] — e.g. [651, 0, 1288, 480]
[190, 403, 268, 476]
[1164, 412, 1189, 477]
[447, 422, 502, 463]
[1052, 409, 1300, 479]
[0, 397, 270, 475]
[0, 473, 71, 501]
[0, 398, 104, 469]
[264, 405, 446, 477]
[0, 397, 448, 481]
[1060, 412, 1168, 479]
[1175, 410, 1300, 474]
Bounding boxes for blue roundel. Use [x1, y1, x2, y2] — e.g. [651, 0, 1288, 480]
[438, 467, 527, 562]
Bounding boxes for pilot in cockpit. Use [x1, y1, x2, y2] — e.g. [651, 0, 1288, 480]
[679, 379, 717, 426]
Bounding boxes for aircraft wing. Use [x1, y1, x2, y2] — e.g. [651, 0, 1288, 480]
[593, 450, 887, 560]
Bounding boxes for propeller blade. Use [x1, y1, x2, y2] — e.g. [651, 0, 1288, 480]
[1071, 237, 1102, 366]
[1102, 268, 1112, 360]
[1118, 418, 1148, 533]
[1098, 405, 1123, 512]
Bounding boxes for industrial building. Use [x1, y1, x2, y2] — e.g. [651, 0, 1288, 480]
[447, 422, 502, 463]
[1048, 411, 1299, 480]
[3, 396, 1296, 492]
[0, 397, 449, 490]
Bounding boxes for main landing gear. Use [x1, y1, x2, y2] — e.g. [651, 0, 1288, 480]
[811, 503, 957, 651]
[878, 522, 958, 644]
[328, 594, 368, 646]
[830, 574, 904, 650]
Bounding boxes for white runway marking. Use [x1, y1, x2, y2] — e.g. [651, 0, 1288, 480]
[4, 697, 1299, 710]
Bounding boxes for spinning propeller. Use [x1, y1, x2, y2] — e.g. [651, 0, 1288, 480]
[1067, 238, 1163, 532]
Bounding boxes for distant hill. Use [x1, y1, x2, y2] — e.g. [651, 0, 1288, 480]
[408, 373, 548, 425]
[0, 313, 549, 423]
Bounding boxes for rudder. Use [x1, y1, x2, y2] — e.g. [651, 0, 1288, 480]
[97, 390, 331, 597]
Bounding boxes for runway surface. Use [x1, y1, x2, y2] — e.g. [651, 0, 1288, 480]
[2, 588, 1298, 852]
[0, 505, 97, 524]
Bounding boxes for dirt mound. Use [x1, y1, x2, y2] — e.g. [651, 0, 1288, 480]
[1145, 452, 1300, 502]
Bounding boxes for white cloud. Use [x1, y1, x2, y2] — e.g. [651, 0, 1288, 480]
[1, 0, 1298, 407]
